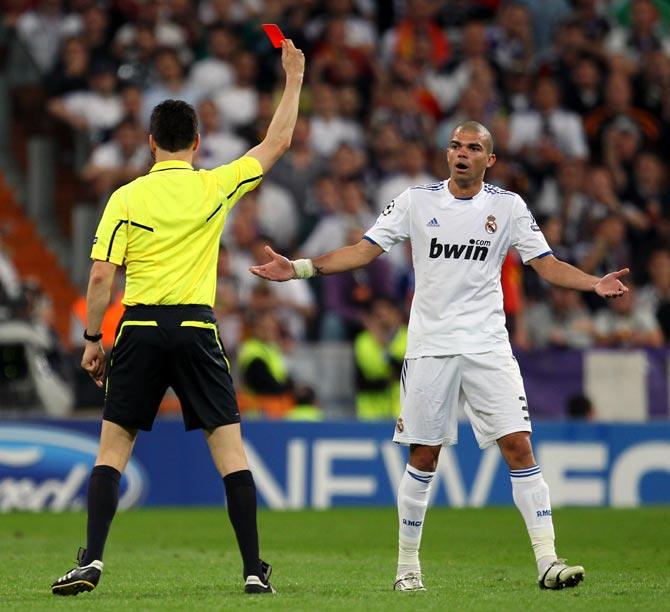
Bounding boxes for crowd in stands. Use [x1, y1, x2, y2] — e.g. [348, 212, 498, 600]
[2, 0, 670, 417]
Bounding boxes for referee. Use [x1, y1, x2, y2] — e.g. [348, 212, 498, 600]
[51, 40, 305, 597]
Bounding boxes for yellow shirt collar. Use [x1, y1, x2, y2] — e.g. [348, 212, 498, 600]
[149, 160, 194, 173]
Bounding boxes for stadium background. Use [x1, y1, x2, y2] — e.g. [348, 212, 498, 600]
[0, 0, 669, 514]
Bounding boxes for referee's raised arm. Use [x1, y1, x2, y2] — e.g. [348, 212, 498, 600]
[244, 39, 304, 173]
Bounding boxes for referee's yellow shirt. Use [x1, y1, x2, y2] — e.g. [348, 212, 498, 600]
[91, 157, 263, 306]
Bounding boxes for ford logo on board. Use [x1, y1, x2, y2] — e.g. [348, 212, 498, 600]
[0, 425, 147, 512]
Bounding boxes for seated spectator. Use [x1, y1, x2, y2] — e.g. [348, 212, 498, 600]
[509, 76, 589, 178]
[237, 312, 294, 418]
[593, 285, 663, 347]
[637, 248, 670, 341]
[563, 54, 605, 117]
[602, 116, 644, 194]
[212, 51, 260, 131]
[308, 83, 364, 157]
[284, 386, 322, 421]
[254, 181, 299, 250]
[194, 99, 249, 169]
[47, 60, 124, 137]
[584, 71, 661, 159]
[141, 47, 205, 126]
[214, 245, 243, 355]
[576, 214, 631, 282]
[354, 298, 407, 420]
[321, 226, 396, 340]
[487, 2, 534, 73]
[80, 119, 149, 199]
[370, 81, 435, 142]
[188, 23, 237, 98]
[526, 286, 594, 349]
[605, 0, 670, 62]
[116, 22, 159, 88]
[43, 36, 89, 97]
[305, 0, 377, 53]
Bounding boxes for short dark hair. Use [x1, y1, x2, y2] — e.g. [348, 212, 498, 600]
[149, 99, 198, 152]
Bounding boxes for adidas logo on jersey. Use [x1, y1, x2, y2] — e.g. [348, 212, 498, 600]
[426, 218, 440, 227]
[429, 237, 490, 261]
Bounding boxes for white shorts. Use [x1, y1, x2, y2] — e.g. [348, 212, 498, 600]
[393, 351, 531, 449]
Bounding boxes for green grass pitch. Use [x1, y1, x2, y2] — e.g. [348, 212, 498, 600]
[1, 507, 668, 611]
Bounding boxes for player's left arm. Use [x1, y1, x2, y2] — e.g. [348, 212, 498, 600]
[529, 254, 629, 298]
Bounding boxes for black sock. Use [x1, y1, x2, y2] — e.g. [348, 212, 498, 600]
[223, 470, 262, 579]
[83, 465, 121, 565]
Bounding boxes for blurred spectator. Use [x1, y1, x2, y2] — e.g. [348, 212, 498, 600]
[187, 24, 237, 98]
[535, 159, 591, 246]
[113, 0, 189, 64]
[214, 244, 243, 354]
[638, 248, 670, 341]
[371, 80, 435, 142]
[562, 54, 605, 117]
[300, 179, 376, 258]
[212, 50, 260, 131]
[267, 116, 327, 215]
[43, 35, 89, 97]
[526, 286, 594, 349]
[284, 386, 322, 421]
[47, 60, 123, 136]
[237, 312, 294, 418]
[195, 99, 249, 169]
[381, 0, 451, 68]
[488, 2, 534, 73]
[632, 49, 670, 115]
[593, 285, 663, 347]
[509, 76, 588, 178]
[576, 214, 631, 280]
[308, 83, 364, 156]
[305, 0, 377, 53]
[254, 181, 299, 250]
[142, 47, 204, 126]
[78, 3, 112, 64]
[70, 276, 124, 352]
[605, 0, 670, 61]
[115, 21, 159, 88]
[375, 141, 436, 214]
[584, 71, 661, 159]
[436, 84, 498, 150]
[354, 297, 407, 420]
[15, 0, 81, 73]
[321, 226, 396, 340]
[249, 238, 316, 342]
[566, 393, 595, 420]
[81, 119, 149, 199]
[602, 116, 644, 194]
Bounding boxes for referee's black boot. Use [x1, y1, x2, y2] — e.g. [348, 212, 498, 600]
[51, 547, 103, 596]
[244, 559, 276, 594]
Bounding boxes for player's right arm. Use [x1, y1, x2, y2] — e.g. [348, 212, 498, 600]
[244, 40, 304, 173]
[250, 240, 383, 281]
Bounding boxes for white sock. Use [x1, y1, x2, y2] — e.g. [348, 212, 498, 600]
[510, 465, 557, 575]
[397, 464, 434, 575]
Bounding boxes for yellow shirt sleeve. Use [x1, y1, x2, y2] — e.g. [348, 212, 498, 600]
[91, 187, 128, 264]
[210, 155, 263, 212]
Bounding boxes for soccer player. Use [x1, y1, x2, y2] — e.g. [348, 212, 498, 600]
[250, 121, 629, 592]
[51, 40, 304, 596]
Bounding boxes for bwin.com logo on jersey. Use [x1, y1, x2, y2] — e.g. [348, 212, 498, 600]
[429, 238, 490, 261]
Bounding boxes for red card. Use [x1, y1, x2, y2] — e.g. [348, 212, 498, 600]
[262, 23, 286, 48]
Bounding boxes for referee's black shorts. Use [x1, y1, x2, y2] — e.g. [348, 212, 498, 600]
[104, 305, 240, 431]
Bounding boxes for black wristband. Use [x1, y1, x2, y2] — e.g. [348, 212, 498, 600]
[83, 330, 103, 342]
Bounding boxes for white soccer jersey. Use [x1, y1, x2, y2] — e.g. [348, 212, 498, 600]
[365, 180, 551, 357]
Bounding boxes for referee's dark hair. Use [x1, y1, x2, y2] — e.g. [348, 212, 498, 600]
[149, 99, 198, 152]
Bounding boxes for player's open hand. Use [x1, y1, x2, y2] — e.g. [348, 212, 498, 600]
[81, 341, 107, 388]
[250, 245, 295, 281]
[281, 39, 304, 79]
[595, 268, 630, 299]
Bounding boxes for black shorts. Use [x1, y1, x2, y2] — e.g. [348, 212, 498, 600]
[104, 305, 240, 431]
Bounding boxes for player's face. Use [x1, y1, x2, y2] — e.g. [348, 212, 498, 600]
[446, 130, 495, 187]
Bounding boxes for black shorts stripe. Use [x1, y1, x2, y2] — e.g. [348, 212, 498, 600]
[106, 220, 128, 261]
[205, 203, 223, 222]
[226, 175, 262, 200]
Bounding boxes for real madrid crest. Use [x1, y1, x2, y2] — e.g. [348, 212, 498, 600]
[485, 215, 497, 234]
[396, 417, 404, 433]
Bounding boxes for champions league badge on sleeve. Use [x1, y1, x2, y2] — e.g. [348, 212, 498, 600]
[382, 200, 396, 216]
[485, 215, 497, 234]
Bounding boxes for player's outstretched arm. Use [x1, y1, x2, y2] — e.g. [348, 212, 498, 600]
[530, 254, 629, 298]
[245, 40, 304, 173]
[250, 239, 384, 282]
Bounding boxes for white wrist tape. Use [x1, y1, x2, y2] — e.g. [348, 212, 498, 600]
[291, 258, 315, 279]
